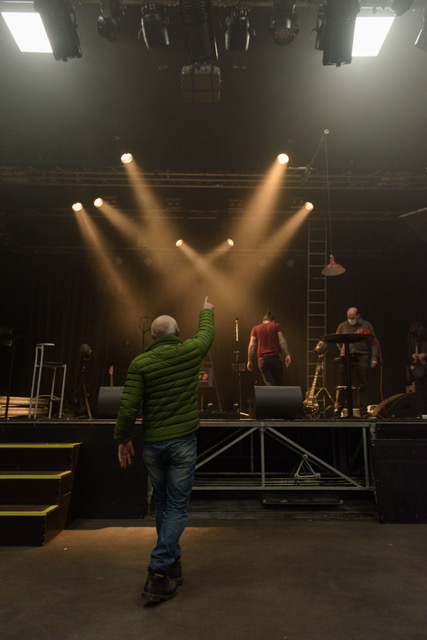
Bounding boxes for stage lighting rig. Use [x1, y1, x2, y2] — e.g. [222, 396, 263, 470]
[269, 0, 299, 46]
[315, 0, 360, 66]
[97, 0, 124, 43]
[33, 0, 81, 60]
[140, 3, 170, 49]
[224, 4, 253, 53]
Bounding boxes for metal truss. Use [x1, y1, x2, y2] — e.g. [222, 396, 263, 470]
[194, 419, 374, 492]
[0, 165, 426, 191]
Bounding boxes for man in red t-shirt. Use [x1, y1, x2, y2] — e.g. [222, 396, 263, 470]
[247, 310, 291, 386]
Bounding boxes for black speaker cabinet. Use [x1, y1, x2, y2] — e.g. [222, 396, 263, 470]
[371, 392, 423, 419]
[97, 386, 124, 418]
[371, 422, 427, 523]
[254, 385, 303, 420]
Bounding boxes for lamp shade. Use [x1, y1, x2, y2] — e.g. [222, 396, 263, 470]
[321, 254, 346, 276]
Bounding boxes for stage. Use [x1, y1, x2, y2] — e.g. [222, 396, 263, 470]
[1, 416, 426, 524]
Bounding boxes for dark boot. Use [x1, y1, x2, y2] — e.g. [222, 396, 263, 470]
[141, 569, 177, 603]
[168, 557, 183, 586]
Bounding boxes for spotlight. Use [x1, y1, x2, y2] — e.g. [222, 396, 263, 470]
[97, 0, 124, 43]
[176, 239, 184, 247]
[224, 5, 252, 53]
[140, 3, 170, 49]
[33, 0, 82, 61]
[277, 153, 289, 164]
[315, 0, 360, 66]
[121, 153, 133, 164]
[180, 0, 218, 63]
[305, 202, 314, 211]
[72, 202, 83, 211]
[269, 0, 299, 46]
[415, 8, 427, 52]
[94, 198, 103, 207]
[227, 238, 234, 246]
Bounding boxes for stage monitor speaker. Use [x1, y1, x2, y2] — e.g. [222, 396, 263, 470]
[97, 386, 124, 418]
[254, 386, 303, 420]
[371, 392, 423, 419]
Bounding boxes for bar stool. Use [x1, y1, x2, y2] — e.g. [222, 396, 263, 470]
[28, 343, 67, 419]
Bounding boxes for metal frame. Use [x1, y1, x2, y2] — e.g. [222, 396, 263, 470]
[195, 419, 374, 491]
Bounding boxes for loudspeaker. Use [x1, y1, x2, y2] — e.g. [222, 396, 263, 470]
[254, 385, 303, 420]
[97, 386, 124, 418]
[371, 392, 423, 419]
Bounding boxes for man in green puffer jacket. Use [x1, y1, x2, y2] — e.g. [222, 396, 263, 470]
[114, 296, 215, 603]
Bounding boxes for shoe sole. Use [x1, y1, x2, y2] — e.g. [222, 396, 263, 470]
[141, 589, 177, 603]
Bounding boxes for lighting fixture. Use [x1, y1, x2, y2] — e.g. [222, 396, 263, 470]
[180, 0, 218, 63]
[319, 130, 345, 277]
[315, 0, 360, 66]
[94, 198, 103, 207]
[72, 202, 83, 211]
[415, 8, 427, 52]
[277, 153, 289, 165]
[33, 0, 81, 61]
[305, 202, 314, 211]
[176, 239, 184, 247]
[227, 238, 234, 246]
[269, 0, 299, 46]
[121, 153, 133, 164]
[321, 254, 345, 276]
[140, 3, 169, 49]
[97, 0, 124, 42]
[224, 5, 252, 53]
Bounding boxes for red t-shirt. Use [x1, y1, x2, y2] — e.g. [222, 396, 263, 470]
[251, 322, 284, 360]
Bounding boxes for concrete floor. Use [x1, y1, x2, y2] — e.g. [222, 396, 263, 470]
[0, 503, 426, 640]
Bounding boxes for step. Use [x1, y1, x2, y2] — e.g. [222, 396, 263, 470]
[0, 443, 81, 472]
[0, 470, 73, 504]
[0, 494, 71, 545]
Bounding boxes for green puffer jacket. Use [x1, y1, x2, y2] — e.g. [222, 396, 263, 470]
[114, 309, 214, 443]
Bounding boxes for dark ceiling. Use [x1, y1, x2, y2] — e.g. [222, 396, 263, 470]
[0, 1, 426, 252]
[0, 1, 426, 170]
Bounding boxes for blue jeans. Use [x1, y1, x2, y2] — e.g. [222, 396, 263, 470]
[143, 434, 197, 574]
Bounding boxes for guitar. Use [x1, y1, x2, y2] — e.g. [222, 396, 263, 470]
[109, 365, 114, 386]
[303, 362, 322, 416]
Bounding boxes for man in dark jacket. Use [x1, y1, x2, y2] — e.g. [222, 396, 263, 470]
[114, 296, 215, 603]
[334, 306, 378, 417]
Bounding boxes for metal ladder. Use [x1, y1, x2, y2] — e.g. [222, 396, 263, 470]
[306, 221, 328, 392]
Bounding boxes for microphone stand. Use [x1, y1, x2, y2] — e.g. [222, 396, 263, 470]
[232, 317, 248, 417]
[139, 316, 153, 352]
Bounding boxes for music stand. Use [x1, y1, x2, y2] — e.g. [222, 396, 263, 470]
[321, 333, 369, 418]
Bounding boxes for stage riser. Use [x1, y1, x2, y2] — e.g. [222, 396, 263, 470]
[1, 420, 426, 523]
